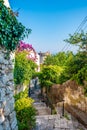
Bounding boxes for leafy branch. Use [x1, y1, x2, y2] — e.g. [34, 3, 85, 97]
[0, 0, 31, 51]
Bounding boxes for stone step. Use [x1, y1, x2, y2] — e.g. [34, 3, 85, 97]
[33, 102, 46, 107]
[35, 106, 49, 109]
[36, 114, 60, 119]
[36, 108, 51, 115]
[30, 82, 87, 130]
[34, 114, 74, 130]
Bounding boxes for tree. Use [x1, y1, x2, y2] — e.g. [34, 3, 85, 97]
[44, 51, 73, 66]
[14, 51, 37, 86]
[64, 31, 87, 84]
[39, 65, 63, 88]
[65, 31, 87, 52]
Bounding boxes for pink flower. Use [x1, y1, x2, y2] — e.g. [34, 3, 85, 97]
[16, 41, 37, 62]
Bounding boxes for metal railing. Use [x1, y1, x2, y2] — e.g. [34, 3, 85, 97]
[43, 94, 57, 114]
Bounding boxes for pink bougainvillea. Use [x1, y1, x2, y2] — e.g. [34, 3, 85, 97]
[18, 41, 33, 51]
[16, 41, 37, 62]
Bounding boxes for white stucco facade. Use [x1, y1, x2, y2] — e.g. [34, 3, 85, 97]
[4, 0, 10, 7]
[35, 53, 40, 72]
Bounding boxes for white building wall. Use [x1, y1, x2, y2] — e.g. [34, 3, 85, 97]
[4, 0, 10, 7]
[35, 53, 40, 72]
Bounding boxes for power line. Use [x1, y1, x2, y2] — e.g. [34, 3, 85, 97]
[61, 16, 87, 52]
[74, 16, 87, 33]
[61, 43, 68, 51]
[64, 44, 72, 52]
[83, 24, 87, 31]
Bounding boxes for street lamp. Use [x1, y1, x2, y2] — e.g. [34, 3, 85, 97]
[62, 99, 65, 116]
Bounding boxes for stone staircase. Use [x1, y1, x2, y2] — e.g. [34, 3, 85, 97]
[33, 102, 51, 115]
[34, 114, 75, 130]
[30, 80, 87, 130]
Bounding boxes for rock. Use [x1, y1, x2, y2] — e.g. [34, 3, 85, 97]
[2, 65, 6, 70]
[3, 119, 11, 130]
[13, 125, 18, 130]
[3, 60, 8, 65]
[9, 111, 16, 124]
[2, 75, 8, 84]
[11, 117, 17, 130]
[0, 48, 18, 130]
[0, 88, 6, 101]
[0, 114, 5, 124]
[0, 125, 3, 130]
[0, 55, 4, 64]
[8, 73, 13, 81]
[0, 81, 4, 87]
[0, 109, 3, 116]
[4, 102, 10, 116]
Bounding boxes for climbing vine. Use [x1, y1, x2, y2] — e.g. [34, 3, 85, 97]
[0, 0, 31, 51]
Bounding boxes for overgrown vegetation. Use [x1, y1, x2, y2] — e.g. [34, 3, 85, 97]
[1, 1, 37, 129]
[0, 0, 31, 51]
[15, 89, 36, 130]
[14, 51, 37, 86]
[64, 31, 87, 95]
[38, 31, 87, 95]
[38, 65, 63, 93]
[14, 88, 28, 101]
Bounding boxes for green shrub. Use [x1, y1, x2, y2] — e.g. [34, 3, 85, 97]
[72, 65, 87, 85]
[15, 97, 34, 111]
[14, 88, 28, 101]
[15, 97, 36, 130]
[14, 51, 36, 85]
[39, 65, 63, 88]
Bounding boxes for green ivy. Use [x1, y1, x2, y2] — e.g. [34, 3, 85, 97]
[0, 0, 31, 51]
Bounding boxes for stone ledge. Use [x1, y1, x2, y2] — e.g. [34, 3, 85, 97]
[65, 104, 87, 128]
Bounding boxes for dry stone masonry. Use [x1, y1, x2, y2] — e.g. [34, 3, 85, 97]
[0, 47, 18, 130]
[30, 80, 87, 130]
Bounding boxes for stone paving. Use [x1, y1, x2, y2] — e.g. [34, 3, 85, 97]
[30, 80, 87, 130]
[35, 115, 74, 130]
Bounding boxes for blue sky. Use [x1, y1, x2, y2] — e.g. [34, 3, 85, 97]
[9, 0, 87, 53]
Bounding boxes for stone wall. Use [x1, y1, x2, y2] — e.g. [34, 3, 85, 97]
[63, 80, 87, 113]
[0, 47, 18, 130]
[48, 80, 87, 113]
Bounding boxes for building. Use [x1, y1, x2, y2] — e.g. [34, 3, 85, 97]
[34, 51, 50, 72]
[4, 0, 10, 7]
[35, 53, 40, 72]
[38, 51, 50, 64]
